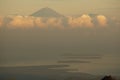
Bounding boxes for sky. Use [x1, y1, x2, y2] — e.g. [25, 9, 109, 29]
[0, 0, 120, 16]
[0, 0, 120, 76]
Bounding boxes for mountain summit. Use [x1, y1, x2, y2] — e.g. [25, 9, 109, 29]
[31, 7, 64, 17]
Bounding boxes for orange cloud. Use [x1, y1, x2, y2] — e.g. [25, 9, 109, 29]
[35, 17, 64, 29]
[0, 14, 110, 29]
[35, 17, 46, 28]
[97, 15, 107, 27]
[8, 16, 34, 28]
[0, 16, 3, 27]
[68, 14, 94, 28]
[46, 18, 64, 29]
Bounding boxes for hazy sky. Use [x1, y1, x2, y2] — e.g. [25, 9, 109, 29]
[0, 0, 120, 16]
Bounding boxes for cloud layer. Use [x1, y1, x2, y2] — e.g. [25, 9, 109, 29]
[68, 15, 94, 28]
[0, 14, 113, 29]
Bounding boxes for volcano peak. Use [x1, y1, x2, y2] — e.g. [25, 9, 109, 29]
[31, 7, 64, 17]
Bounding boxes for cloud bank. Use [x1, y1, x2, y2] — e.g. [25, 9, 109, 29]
[0, 14, 113, 29]
[68, 15, 94, 28]
[8, 16, 35, 28]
